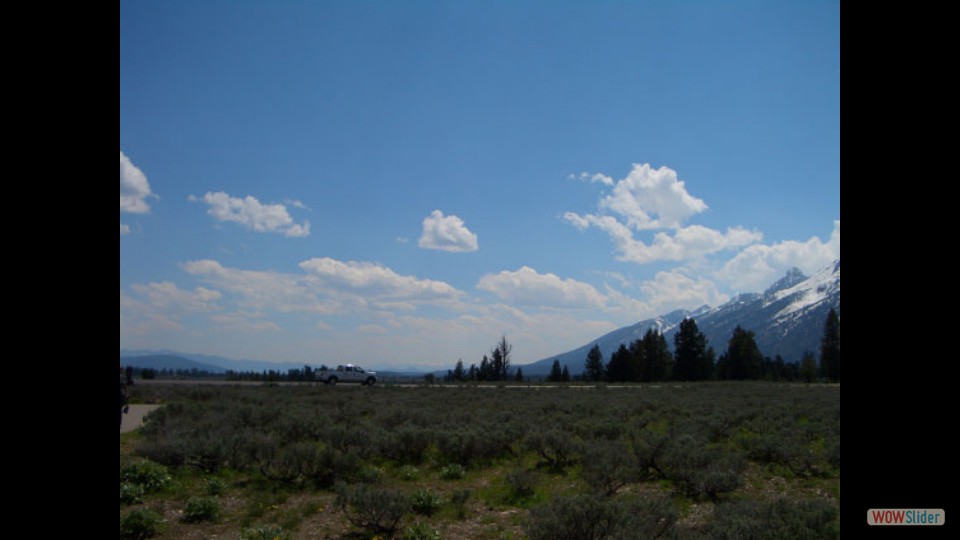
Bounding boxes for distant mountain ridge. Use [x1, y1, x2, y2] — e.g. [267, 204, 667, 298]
[521, 260, 840, 376]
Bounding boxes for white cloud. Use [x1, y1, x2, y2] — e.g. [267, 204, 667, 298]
[570, 172, 614, 186]
[717, 220, 840, 291]
[196, 191, 310, 237]
[120, 223, 131, 236]
[477, 266, 606, 308]
[300, 257, 461, 301]
[418, 210, 479, 252]
[599, 163, 708, 230]
[183, 259, 340, 314]
[129, 281, 222, 312]
[566, 213, 761, 264]
[639, 270, 730, 314]
[120, 151, 155, 213]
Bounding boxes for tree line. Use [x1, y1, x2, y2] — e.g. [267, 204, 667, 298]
[446, 308, 839, 384]
[577, 308, 839, 383]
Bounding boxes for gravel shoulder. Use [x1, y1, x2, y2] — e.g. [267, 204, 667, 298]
[120, 404, 161, 434]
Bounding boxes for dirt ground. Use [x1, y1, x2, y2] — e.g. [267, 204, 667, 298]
[121, 404, 161, 434]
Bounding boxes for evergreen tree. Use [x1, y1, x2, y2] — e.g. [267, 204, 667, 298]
[723, 326, 763, 380]
[606, 344, 632, 382]
[560, 365, 571, 382]
[629, 338, 646, 381]
[467, 364, 478, 381]
[452, 359, 466, 382]
[699, 347, 717, 381]
[478, 355, 493, 381]
[673, 318, 710, 381]
[515, 367, 524, 382]
[584, 344, 605, 382]
[548, 359, 562, 382]
[800, 351, 818, 383]
[641, 328, 672, 382]
[820, 308, 840, 382]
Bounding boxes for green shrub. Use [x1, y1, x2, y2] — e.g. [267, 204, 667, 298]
[525, 493, 677, 540]
[411, 488, 443, 516]
[120, 460, 171, 493]
[182, 496, 221, 523]
[403, 521, 442, 540]
[505, 468, 538, 501]
[710, 498, 839, 539]
[580, 440, 640, 496]
[239, 524, 291, 540]
[524, 429, 579, 471]
[206, 477, 229, 496]
[662, 434, 745, 500]
[398, 465, 420, 481]
[120, 482, 145, 505]
[450, 489, 471, 519]
[120, 508, 162, 540]
[335, 483, 410, 538]
[439, 463, 466, 480]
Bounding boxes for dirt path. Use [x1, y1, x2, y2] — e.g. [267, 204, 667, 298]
[120, 404, 161, 434]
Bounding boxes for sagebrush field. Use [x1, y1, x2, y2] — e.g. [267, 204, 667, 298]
[120, 382, 839, 539]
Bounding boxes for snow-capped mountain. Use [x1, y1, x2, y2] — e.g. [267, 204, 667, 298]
[521, 260, 840, 375]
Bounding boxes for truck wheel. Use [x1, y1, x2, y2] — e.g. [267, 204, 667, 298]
[327, 377, 337, 386]
[365, 377, 376, 386]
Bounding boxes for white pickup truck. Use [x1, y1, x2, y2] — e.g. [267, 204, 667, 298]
[318, 364, 377, 386]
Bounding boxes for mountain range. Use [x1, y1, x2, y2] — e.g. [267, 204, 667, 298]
[519, 259, 840, 376]
[121, 259, 839, 377]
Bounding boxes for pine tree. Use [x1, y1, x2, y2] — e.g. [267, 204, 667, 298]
[673, 318, 710, 381]
[560, 365, 571, 382]
[724, 325, 763, 380]
[584, 344, 605, 382]
[606, 344, 632, 382]
[640, 328, 672, 382]
[452, 359, 466, 382]
[800, 351, 818, 383]
[548, 359, 562, 382]
[820, 308, 840, 382]
[492, 336, 512, 381]
[478, 355, 493, 381]
[515, 367, 524, 382]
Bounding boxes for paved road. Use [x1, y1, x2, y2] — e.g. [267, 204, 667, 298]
[120, 404, 161, 434]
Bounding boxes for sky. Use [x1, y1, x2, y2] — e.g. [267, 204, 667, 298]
[120, 0, 840, 370]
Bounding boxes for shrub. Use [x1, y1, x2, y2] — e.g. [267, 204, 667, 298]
[525, 429, 580, 471]
[411, 488, 443, 516]
[710, 498, 839, 539]
[403, 521, 442, 540]
[450, 489, 471, 519]
[120, 508, 162, 540]
[525, 494, 677, 540]
[120, 482, 145, 505]
[662, 434, 745, 500]
[335, 483, 410, 538]
[398, 465, 420, 481]
[206, 477, 228, 496]
[120, 460, 172, 493]
[505, 468, 538, 501]
[239, 524, 291, 540]
[580, 440, 640, 496]
[439, 463, 466, 480]
[182, 496, 221, 523]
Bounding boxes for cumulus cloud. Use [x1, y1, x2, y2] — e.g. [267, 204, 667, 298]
[129, 281, 222, 312]
[570, 172, 614, 186]
[599, 163, 707, 230]
[120, 151, 155, 213]
[120, 223, 131, 236]
[300, 257, 461, 300]
[195, 191, 310, 237]
[418, 210, 479, 252]
[565, 213, 761, 264]
[564, 163, 760, 265]
[639, 271, 730, 314]
[717, 220, 840, 291]
[477, 266, 606, 308]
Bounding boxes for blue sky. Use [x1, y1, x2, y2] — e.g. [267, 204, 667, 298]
[120, 1, 839, 370]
